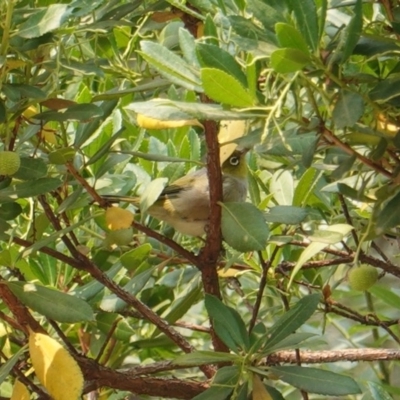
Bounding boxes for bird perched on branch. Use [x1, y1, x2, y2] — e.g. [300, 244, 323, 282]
[103, 149, 248, 236]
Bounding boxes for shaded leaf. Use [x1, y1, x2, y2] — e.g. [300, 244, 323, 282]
[333, 91, 364, 129]
[341, 0, 363, 62]
[263, 294, 320, 352]
[13, 157, 47, 180]
[270, 366, 361, 396]
[35, 103, 103, 122]
[205, 294, 250, 351]
[376, 190, 400, 233]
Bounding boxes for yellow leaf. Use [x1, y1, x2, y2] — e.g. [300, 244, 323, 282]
[11, 380, 30, 400]
[252, 374, 272, 400]
[105, 207, 135, 230]
[377, 113, 399, 137]
[219, 120, 247, 163]
[29, 331, 84, 400]
[136, 114, 203, 130]
[22, 105, 38, 120]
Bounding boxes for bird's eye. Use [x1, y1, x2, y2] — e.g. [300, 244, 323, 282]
[229, 156, 240, 166]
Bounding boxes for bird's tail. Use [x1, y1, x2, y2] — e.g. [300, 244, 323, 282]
[102, 195, 140, 206]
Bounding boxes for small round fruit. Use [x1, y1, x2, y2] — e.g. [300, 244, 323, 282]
[0, 151, 21, 175]
[105, 207, 134, 230]
[348, 265, 378, 291]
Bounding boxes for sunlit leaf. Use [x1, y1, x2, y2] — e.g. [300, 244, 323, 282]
[201, 68, 255, 107]
[10, 380, 30, 400]
[29, 331, 84, 400]
[17, 4, 71, 38]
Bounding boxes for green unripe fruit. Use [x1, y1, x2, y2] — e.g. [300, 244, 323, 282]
[0, 151, 21, 175]
[107, 227, 133, 246]
[348, 265, 378, 291]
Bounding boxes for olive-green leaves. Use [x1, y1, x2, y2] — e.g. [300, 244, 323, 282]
[221, 202, 269, 252]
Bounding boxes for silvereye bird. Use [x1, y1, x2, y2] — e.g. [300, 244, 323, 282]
[103, 149, 248, 236]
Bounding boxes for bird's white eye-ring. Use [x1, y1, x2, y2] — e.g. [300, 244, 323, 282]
[229, 156, 240, 166]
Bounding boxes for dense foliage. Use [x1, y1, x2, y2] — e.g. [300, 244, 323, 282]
[1, 0, 400, 399]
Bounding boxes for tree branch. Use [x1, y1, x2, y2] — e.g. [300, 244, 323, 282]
[267, 348, 400, 364]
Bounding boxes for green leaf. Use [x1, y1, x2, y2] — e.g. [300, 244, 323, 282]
[161, 280, 202, 324]
[293, 168, 320, 207]
[173, 351, 241, 366]
[2, 84, 45, 101]
[0, 345, 27, 384]
[125, 99, 264, 121]
[48, 148, 76, 165]
[369, 285, 400, 309]
[100, 265, 157, 312]
[285, 0, 319, 51]
[139, 41, 202, 92]
[367, 381, 394, 400]
[140, 178, 168, 216]
[263, 294, 320, 352]
[120, 244, 152, 270]
[96, 313, 136, 342]
[87, 127, 125, 165]
[0, 178, 61, 202]
[263, 332, 316, 353]
[341, 0, 363, 62]
[369, 78, 400, 105]
[34, 103, 103, 122]
[7, 281, 94, 323]
[71, 263, 123, 301]
[289, 224, 353, 287]
[201, 68, 255, 107]
[270, 170, 294, 206]
[270, 366, 361, 396]
[13, 157, 47, 180]
[270, 48, 310, 73]
[192, 386, 233, 400]
[17, 4, 71, 38]
[196, 43, 247, 87]
[221, 202, 269, 252]
[376, 190, 400, 233]
[205, 294, 250, 351]
[264, 206, 308, 224]
[179, 27, 200, 66]
[275, 23, 309, 54]
[0, 202, 22, 220]
[333, 91, 364, 129]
